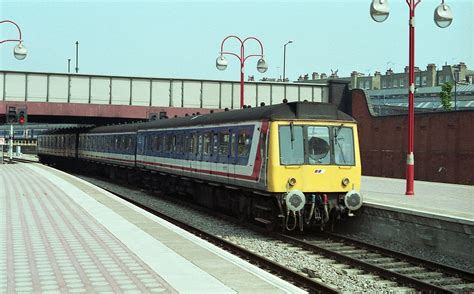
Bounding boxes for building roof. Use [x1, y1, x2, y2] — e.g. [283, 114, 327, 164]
[367, 84, 474, 97]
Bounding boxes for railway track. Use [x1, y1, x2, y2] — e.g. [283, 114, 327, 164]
[97, 185, 339, 293]
[72, 172, 474, 293]
[278, 233, 474, 293]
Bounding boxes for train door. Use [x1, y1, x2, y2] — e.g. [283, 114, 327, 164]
[136, 132, 145, 167]
[216, 128, 232, 185]
[211, 131, 218, 180]
[228, 130, 238, 186]
[201, 131, 212, 179]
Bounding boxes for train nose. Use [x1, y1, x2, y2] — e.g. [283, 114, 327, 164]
[344, 190, 363, 211]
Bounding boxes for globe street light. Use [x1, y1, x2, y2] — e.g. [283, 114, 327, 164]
[370, 0, 453, 195]
[0, 20, 27, 60]
[216, 35, 268, 108]
[283, 40, 293, 82]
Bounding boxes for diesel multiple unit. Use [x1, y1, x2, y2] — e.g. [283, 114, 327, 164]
[37, 102, 363, 231]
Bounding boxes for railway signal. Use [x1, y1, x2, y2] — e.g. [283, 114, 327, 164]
[6, 106, 17, 124]
[17, 109, 27, 125]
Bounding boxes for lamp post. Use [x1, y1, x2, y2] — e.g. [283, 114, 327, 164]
[75, 41, 79, 73]
[283, 40, 293, 82]
[1, 20, 27, 161]
[0, 20, 27, 60]
[370, 0, 453, 196]
[216, 35, 268, 109]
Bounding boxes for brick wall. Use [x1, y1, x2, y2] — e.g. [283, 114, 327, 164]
[352, 89, 474, 185]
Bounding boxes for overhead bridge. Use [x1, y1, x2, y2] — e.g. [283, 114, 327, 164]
[0, 70, 350, 124]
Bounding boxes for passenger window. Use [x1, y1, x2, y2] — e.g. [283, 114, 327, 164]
[172, 135, 177, 152]
[230, 133, 236, 158]
[219, 131, 230, 156]
[203, 133, 212, 155]
[192, 134, 198, 154]
[237, 130, 252, 157]
[213, 133, 219, 155]
[198, 135, 203, 155]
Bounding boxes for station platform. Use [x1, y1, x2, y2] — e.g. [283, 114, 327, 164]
[0, 162, 304, 293]
[361, 176, 474, 224]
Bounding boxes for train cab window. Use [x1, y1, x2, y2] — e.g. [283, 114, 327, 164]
[237, 130, 252, 157]
[218, 131, 230, 156]
[307, 126, 330, 165]
[203, 132, 212, 155]
[279, 125, 304, 165]
[333, 127, 355, 166]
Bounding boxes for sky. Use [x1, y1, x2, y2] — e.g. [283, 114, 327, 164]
[1, 0, 473, 82]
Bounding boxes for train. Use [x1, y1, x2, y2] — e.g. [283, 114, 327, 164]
[37, 101, 363, 231]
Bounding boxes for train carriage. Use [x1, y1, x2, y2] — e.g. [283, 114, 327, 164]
[37, 101, 363, 231]
[77, 123, 142, 168]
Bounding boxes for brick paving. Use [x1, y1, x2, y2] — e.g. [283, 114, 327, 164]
[0, 163, 177, 293]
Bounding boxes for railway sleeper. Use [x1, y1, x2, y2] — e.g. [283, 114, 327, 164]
[423, 276, 464, 285]
[389, 266, 426, 274]
[444, 283, 474, 291]
[407, 271, 446, 279]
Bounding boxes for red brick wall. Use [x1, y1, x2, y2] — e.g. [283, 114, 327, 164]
[352, 89, 474, 185]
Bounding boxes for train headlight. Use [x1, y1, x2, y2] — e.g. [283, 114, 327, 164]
[342, 177, 350, 187]
[288, 177, 297, 186]
[344, 190, 363, 211]
[285, 190, 306, 212]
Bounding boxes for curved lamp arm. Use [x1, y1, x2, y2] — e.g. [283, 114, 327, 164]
[0, 20, 23, 43]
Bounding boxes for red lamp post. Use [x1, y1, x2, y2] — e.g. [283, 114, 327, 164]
[370, 0, 453, 195]
[0, 19, 27, 60]
[216, 36, 268, 109]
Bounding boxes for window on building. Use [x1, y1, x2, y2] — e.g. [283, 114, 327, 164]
[382, 80, 387, 89]
[422, 76, 427, 86]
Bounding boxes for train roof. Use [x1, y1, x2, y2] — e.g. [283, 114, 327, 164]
[71, 102, 355, 134]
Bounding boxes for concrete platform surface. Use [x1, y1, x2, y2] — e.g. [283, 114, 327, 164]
[361, 176, 474, 224]
[0, 162, 304, 293]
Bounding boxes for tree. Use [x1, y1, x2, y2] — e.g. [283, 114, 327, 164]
[439, 82, 453, 111]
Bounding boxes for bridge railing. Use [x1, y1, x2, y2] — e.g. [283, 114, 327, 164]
[0, 70, 329, 109]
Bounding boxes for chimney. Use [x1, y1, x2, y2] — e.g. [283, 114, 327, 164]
[312, 72, 319, 80]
